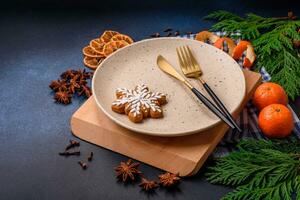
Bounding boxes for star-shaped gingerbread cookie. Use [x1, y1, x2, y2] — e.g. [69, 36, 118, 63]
[111, 84, 167, 123]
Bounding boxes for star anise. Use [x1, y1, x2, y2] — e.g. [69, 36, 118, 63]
[139, 178, 159, 191]
[54, 91, 71, 104]
[49, 80, 68, 92]
[50, 68, 93, 105]
[114, 159, 141, 182]
[77, 76, 88, 86]
[158, 172, 180, 187]
[68, 74, 81, 94]
[78, 85, 92, 97]
[76, 69, 93, 79]
[60, 69, 76, 80]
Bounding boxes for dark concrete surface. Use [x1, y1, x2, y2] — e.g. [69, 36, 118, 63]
[0, 1, 299, 199]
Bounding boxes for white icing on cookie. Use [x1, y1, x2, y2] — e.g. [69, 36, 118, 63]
[112, 84, 166, 117]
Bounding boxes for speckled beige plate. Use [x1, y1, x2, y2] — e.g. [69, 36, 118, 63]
[92, 37, 246, 137]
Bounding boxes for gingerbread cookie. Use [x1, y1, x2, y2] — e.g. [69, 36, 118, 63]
[111, 84, 167, 123]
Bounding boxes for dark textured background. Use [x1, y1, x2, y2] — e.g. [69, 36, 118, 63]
[1, 0, 300, 199]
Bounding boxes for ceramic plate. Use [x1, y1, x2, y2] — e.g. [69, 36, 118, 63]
[92, 37, 246, 137]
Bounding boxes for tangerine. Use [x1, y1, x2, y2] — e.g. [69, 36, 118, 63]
[232, 40, 256, 68]
[243, 44, 256, 68]
[253, 82, 288, 110]
[232, 41, 250, 59]
[258, 104, 294, 138]
[214, 37, 236, 56]
[195, 31, 219, 44]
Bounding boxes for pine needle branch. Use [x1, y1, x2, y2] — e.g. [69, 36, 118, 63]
[204, 10, 300, 99]
[206, 139, 300, 200]
[204, 10, 244, 21]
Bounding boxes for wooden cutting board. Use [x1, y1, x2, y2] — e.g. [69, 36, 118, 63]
[71, 70, 261, 176]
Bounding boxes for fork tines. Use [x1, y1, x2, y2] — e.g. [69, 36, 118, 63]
[176, 46, 202, 77]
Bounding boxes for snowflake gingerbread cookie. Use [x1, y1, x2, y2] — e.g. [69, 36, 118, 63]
[111, 84, 167, 123]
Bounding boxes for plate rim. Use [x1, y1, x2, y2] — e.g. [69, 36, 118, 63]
[92, 37, 246, 137]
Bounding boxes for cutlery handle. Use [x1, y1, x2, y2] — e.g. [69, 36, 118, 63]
[191, 88, 235, 129]
[203, 83, 242, 132]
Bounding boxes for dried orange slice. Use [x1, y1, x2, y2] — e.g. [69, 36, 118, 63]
[100, 30, 119, 43]
[89, 39, 106, 55]
[82, 46, 104, 58]
[195, 31, 219, 44]
[102, 40, 129, 57]
[214, 37, 236, 56]
[91, 38, 102, 45]
[83, 56, 104, 70]
[111, 34, 134, 44]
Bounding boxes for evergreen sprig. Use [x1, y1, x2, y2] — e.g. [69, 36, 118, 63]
[204, 11, 300, 99]
[206, 139, 300, 200]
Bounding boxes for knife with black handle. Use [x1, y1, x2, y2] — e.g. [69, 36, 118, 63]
[157, 55, 235, 130]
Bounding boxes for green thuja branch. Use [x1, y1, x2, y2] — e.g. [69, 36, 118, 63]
[204, 11, 300, 99]
[206, 139, 300, 200]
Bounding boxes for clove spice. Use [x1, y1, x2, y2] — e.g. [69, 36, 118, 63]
[166, 32, 172, 37]
[88, 152, 94, 161]
[150, 33, 160, 38]
[78, 161, 87, 170]
[174, 30, 180, 36]
[65, 140, 80, 150]
[59, 151, 81, 157]
[163, 28, 173, 32]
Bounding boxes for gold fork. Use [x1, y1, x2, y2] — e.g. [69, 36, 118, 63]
[176, 45, 241, 132]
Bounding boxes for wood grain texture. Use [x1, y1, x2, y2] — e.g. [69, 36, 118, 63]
[71, 70, 261, 176]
